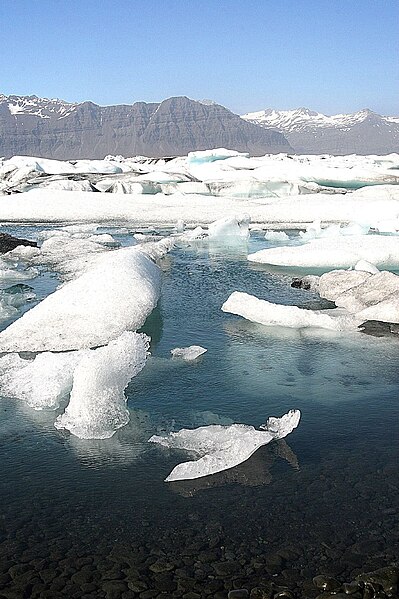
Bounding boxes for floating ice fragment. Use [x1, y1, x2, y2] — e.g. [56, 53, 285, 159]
[222, 291, 359, 331]
[187, 148, 248, 165]
[264, 230, 289, 242]
[55, 332, 149, 439]
[171, 346, 207, 361]
[149, 410, 300, 481]
[208, 215, 250, 240]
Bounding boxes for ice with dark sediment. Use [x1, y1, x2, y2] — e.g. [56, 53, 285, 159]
[149, 410, 300, 481]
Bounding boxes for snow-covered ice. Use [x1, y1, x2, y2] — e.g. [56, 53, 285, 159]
[0, 242, 169, 352]
[149, 409, 300, 481]
[55, 332, 149, 439]
[171, 346, 207, 361]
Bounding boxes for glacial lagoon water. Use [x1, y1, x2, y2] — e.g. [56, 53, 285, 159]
[0, 227, 398, 597]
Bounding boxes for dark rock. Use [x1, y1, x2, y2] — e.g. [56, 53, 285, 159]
[0, 94, 292, 160]
[228, 590, 249, 598]
[102, 580, 129, 596]
[213, 561, 239, 576]
[148, 559, 175, 573]
[313, 575, 341, 592]
[0, 233, 37, 254]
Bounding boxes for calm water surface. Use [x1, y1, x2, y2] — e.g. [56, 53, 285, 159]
[0, 228, 398, 597]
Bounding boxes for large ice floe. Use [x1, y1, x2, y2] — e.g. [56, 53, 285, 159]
[248, 236, 399, 270]
[0, 238, 173, 352]
[55, 332, 149, 439]
[149, 410, 300, 481]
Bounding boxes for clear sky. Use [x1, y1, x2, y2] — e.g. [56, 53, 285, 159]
[1, 0, 398, 116]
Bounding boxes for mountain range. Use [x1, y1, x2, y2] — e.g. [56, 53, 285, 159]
[0, 94, 397, 159]
[0, 94, 291, 159]
[241, 107, 399, 155]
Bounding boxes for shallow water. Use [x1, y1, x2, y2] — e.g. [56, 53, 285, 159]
[0, 228, 398, 598]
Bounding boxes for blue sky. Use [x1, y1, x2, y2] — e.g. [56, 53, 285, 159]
[1, 0, 398, 115]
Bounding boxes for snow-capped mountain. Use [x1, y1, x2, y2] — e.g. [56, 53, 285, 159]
[241, 108, 399, 154]
[0, 94, 78, 120]
[0, 94, 291, 159]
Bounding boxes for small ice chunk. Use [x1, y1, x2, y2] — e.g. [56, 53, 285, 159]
[179, 226, 206, 242]
[149, 409, 300, 481]
[171, 346, 207, 361]
[187, 148, 248, 165]
[264, 230, 289, 242]
[354, 260, 379, 274]
[55, 332, 149, 439]
[208, 215, 250, 240]
[87, 233, 119, 247]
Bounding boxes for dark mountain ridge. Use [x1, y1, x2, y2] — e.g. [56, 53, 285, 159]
[0, 94, 292, 159]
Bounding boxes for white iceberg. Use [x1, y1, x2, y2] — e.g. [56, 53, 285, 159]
[222, 291, 358, 331]
[55, 332, 149, 439]
[0, 243, 167, 352]
[171, 346, 207, 361]
[149, 409, 300, 481]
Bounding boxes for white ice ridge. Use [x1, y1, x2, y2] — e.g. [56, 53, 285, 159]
[222, 291, 359, 331]
[248, 236, 399, 270]
[55, 332, 149, 439]
[0, 239, 173, 352]
[149, 409, 300, 481]
[171, 346, 207, 361]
